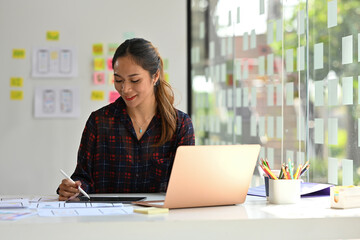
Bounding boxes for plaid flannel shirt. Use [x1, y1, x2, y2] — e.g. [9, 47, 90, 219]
[70, 97, 195, 193]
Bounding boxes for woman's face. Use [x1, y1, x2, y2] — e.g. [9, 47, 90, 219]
[113, 56, 158, 109]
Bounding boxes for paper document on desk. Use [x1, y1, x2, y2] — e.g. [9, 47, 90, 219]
[38, 206, 133, 217]
[0, 199, 29, 208]
[29, 201, 124, 209]
[0, 211, 36, 220]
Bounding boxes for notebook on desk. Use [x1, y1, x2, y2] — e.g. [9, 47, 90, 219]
[133, 144, 261, 209]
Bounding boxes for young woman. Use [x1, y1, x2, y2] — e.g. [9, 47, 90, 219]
[58, 38, 195, 200]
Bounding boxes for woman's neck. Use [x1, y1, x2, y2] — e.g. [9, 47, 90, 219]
[127, 97, 157, 121]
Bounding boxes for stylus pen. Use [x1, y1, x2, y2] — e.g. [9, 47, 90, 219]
[60, 169, 90, 199]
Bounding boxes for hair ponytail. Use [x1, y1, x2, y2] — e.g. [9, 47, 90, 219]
[154, 57, 177, 146]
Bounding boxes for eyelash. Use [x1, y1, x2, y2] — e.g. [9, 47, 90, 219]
[115, 79, 140, 83]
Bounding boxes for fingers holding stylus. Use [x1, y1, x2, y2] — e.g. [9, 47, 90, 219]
[58, 179, 81, 200]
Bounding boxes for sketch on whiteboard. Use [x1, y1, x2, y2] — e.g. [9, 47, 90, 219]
[32, 47, 77, 78]
[42, 89, 56, 113]
[34, 87, 80, 118]
[59, 49, 72, 73]
[60, 89, 73, 113]
[37, 49, 49, 73]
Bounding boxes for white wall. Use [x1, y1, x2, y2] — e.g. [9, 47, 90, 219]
[0, 0, 187, 195]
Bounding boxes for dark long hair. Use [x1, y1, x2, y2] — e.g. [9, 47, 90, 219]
[112, 38, 177, 146]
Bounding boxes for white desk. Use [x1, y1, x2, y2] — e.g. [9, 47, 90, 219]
[1, 194, 360, 240]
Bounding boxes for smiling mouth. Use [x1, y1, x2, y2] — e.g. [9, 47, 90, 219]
[124, 95, 136, 101]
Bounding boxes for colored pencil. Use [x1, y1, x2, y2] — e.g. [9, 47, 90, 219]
[281, 165, 287, 179]
[288, 159, 293, 179]
[263, 165, 278, 180]
[294, 164, 302, 179]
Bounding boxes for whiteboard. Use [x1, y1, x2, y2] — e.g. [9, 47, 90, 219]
[0, 0, 187, 194]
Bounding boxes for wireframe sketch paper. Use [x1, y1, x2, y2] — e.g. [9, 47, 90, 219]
[0, 199, 29, 208]
[38, 206, 133, 217]
[32, 47, 78, 78]
[34, 86, 80, 118]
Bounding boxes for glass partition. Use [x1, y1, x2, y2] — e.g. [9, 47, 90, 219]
[190, 0, 360, 186]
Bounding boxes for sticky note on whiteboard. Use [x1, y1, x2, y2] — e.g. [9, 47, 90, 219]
[91, 91, 105, 101]
[12, 49, 26, 59]
[46, 31, 60, 41]
[94, 58, 105, 71]
[93, 72, 105, 85]
[92, 43, 103, 56]
[10, 77, 23, 87]
[10, 90, 23, 100]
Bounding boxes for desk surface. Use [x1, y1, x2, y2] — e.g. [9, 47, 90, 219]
[1, 193, 360, 240]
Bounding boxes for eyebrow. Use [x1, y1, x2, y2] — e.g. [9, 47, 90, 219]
[113, 73, 140, 78]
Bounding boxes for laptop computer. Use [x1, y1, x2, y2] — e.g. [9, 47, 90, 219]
[134, 144, 260, 209]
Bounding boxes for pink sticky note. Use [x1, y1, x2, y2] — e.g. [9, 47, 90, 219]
[109, 91, 120, 103]
[93, 72, 105, 85]
[107, 58, 113, 70]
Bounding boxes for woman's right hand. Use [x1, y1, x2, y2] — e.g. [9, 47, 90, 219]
[58, 179, 82, 201]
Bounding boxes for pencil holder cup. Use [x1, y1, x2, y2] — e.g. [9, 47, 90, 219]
[269, 179, 302, 204]
[263, 170, 281, 198]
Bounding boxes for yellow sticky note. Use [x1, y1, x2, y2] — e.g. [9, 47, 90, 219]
[10, 77, 23, 87]
[94, 58, 105, 71]
[46, 31, 60, 41]
[10, 90, 23, 100]
[134, 207, 169, 215]
[12, 49, 26, 59]
[93, 43, 103, 56]
[91, 90, 104, 101]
